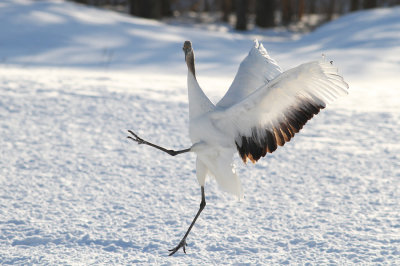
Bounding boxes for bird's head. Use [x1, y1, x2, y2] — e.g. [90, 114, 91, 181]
[183, 40, 195, 76]
[183, 40, 193, 58]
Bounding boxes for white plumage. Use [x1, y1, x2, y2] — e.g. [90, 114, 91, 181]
[187, 40, 348, 199]
[128, 40, 348, 255]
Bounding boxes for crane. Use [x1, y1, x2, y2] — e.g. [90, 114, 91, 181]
[128, 40, 348, 256]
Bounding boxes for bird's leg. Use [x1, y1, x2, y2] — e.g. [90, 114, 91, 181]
[127, 130, 191, 156]
[169, 186, 206, 256]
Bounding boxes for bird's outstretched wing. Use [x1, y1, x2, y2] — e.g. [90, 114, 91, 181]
[217, 40, 282, 108]
[211, 61, 349, 163]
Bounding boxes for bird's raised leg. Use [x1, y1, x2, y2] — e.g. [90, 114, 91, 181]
[127, 130, 191, 156]
[169, 186, 206, 256]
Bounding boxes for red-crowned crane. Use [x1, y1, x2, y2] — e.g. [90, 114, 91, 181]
[128, 40, 348, 256]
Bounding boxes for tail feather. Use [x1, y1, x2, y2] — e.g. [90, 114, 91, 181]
[197, 151, 244, 200]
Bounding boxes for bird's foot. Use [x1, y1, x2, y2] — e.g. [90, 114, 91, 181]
[127, 130, 145, 145]
[168, 238, 187, 256]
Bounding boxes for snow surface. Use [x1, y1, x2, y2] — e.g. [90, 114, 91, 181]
[1, 0, 400, 264]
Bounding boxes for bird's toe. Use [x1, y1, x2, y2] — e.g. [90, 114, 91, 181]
[168, 238, 187, 256]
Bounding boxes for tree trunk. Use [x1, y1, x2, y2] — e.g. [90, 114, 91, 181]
[161, 0, 172, 17]
[255, 0, 275, 28]
[350, 0, 359, 11]
[297, 0, 304, 21]
[308, 0, 316, 14]
[129, 0, 163, 19]
[281, 0, 293, 25]
[222, 0, 232, 22]
[235, 0, 248, 31]
[363, 0, 377, 9]
[327, 0, 336, 20]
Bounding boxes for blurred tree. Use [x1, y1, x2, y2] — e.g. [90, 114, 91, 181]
[297, 0, 304, 21]
[327, 0, 336, 20]
[308, 0, 317, 14]
[70, 0, 396, 30]
[363, 0, 377, 9]
[129, 0, 171, 18]
[350, 0, 360, 11]
[222, 0, 232, 22]
[255, 0, 275, 28]
[235, 0, 248, 30]
[162, 0, 173, 16]
[281, 0, 294, 25]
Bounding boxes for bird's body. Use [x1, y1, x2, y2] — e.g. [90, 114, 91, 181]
[185, 40, 348, 199]
[128, 40, 348, 255]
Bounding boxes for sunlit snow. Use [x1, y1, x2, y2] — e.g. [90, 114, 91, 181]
[0, 0, 399, 264]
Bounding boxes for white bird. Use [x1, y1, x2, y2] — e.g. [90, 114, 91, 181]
[128, 40, 348, 255]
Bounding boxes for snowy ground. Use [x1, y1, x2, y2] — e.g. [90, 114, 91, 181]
[1, 0, 400, 264]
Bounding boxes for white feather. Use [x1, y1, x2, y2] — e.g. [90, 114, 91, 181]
[187, 41, 348, 199]
[211, 61, 349, 144]
[217, 39, 282, 108]
[187, 72, 215, 120]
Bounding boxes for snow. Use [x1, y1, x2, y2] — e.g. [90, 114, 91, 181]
[1, 0, 400, 264]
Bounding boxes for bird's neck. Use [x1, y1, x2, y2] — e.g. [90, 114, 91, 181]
[186, 56, 215, 119]
[186, 52, 196, 77]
